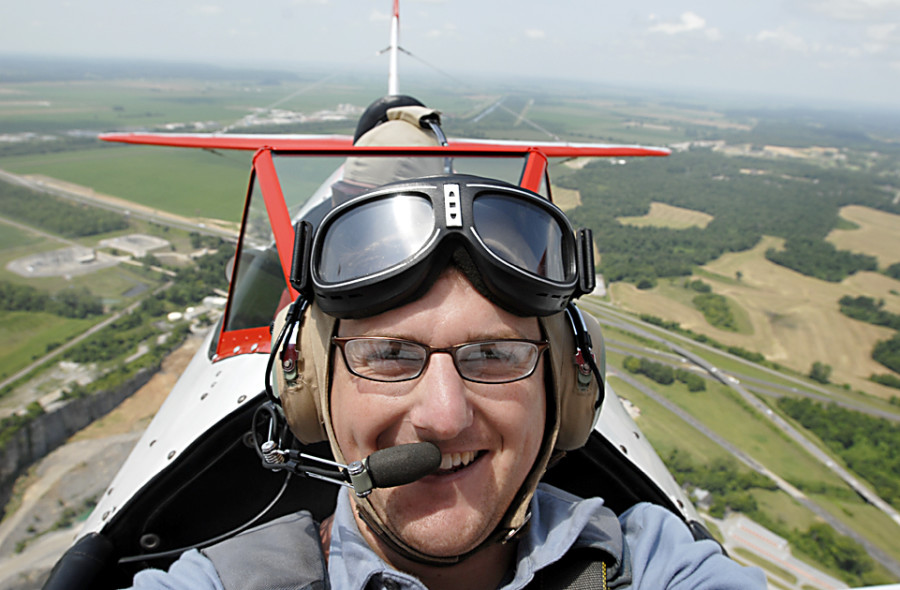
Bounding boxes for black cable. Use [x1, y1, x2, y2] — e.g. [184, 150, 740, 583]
[264, 297, 308, 404]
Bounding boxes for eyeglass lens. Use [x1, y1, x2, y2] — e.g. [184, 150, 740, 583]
[336, 337, 544, 383]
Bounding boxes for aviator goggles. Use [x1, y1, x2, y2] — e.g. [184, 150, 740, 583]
[332, 336, 549, 384]
[291, 174, 595, 318]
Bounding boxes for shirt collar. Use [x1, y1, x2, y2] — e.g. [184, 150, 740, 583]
[326, 484, 623, 590]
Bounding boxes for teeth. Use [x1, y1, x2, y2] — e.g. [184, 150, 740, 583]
[440, 451, 476, 471]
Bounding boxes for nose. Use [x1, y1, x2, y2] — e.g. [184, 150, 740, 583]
[407, 352, 473, 440]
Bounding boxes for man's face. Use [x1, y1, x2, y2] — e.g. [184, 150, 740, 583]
[330, 270, 547, 558]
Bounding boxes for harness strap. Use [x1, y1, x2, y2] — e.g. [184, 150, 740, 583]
[202, 511, 328, 590]
[525, 547, 610, 590]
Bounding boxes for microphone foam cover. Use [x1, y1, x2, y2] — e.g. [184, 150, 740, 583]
[368, 442, 441, 488]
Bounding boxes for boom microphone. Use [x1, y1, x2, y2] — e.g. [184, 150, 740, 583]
[260, 435, 441, 497]
[364, 442, 443, 489]
[255, 404, 441, 496]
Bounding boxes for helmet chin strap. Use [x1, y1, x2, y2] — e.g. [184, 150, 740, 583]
[353, 498, 529, 567]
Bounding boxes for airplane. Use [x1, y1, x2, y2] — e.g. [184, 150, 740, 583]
[39, 3, 733, 589]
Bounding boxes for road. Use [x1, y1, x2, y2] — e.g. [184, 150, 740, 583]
[583, 299, 900, 579]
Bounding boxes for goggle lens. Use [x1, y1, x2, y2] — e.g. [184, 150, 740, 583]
[472, 194, 569, 281]
[318, 195, 435, 282]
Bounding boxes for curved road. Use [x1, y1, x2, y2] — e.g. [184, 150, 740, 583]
[584, 300, 900, 578]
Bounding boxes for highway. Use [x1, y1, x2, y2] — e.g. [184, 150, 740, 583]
[583, 299, 900, 579]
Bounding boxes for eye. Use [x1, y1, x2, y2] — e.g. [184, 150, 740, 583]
[456, 341, 534, 379]
[347, 339, 424, 379]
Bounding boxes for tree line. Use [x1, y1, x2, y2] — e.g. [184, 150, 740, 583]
[0, 281, 103, 318]
[623, 355, 706, 391]
[839, 296, 900, 331]
[776, 397, 900, 510]
[638, 313, 768, 365]
[0, 180, 129, 238]
[838, 295, 900, 386]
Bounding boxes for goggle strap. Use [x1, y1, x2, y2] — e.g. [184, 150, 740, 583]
[290, 220, 314, 296]
[576, 228, 596, 295]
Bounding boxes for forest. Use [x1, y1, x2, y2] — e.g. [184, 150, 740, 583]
[765, 238, 877, 282]
[0, 180, 129, 237]
[839, 296, 900, 331]
[873, 334, 900, 375]
[0, 281, 103, 318]
[838, 296, 900, 380]
[559, 148, 899, 284]
[776, 397, 900, 510]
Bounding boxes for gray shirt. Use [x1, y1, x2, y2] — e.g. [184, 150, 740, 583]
[127, 484, 766, 589]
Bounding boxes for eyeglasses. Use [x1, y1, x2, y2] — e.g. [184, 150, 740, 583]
[332, 336, 549, 384]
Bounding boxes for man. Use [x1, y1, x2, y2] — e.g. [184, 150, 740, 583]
[126, 172, 766, 589]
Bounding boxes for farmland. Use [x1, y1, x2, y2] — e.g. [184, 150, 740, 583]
[2, 57, 900, 586]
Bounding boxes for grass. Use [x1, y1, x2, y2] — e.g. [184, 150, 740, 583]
[610, 349, 854, 492]
[827, 205, 900, 267]
[0, 311, 97, 382]
[812, 492, 900, 565]
[0, 223, 43, 250]
[609, 357, 900, 582]
[733, 547, 798, 585]
[608, 373, 735, 466]
[0, 145, 250, 222]
[609, 234, 900, 398]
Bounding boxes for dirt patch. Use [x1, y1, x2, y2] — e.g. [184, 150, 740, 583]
[618, 202, 714, 230]
[610, 236, 900, 398]
[827, 205, 900, 267]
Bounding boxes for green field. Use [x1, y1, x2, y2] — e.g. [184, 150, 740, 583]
[1, 146, 250, 222]
[0, 311, 97, 382]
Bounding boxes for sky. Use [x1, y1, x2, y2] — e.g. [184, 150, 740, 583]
[2, 0, 900, 109]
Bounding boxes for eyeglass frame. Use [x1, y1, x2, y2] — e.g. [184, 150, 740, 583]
[332, 336, 550, 384]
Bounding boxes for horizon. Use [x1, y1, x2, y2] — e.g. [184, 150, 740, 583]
[3, 52, 900, 120]
[1, 0, 899, 112]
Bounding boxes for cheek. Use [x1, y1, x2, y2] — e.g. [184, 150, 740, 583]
[330, 358, 405, 462]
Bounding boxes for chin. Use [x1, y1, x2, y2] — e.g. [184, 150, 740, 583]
[396, 512, 491, 558]
[381, 489, 498, 558]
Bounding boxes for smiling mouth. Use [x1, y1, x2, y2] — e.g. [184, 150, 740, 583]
[436, 451, 485, 475]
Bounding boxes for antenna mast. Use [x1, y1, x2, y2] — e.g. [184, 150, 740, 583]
[388, 0, 400, 95]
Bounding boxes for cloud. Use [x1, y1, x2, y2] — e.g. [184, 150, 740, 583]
[754, 27, 812, 53]
[525, 29, 546, 39]
[800, 0, 900, 21]
[190, 4, 223, 16]
[648, 12, 721, 40]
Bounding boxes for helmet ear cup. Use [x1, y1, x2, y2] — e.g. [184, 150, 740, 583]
[541, 308, 605, 451]
[270, 304, 336, 445]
